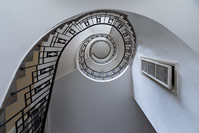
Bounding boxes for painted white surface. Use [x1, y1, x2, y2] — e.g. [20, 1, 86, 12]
[0, 0, 199, 106]
[54, 12, 199, 132]
[128, 13, 199, 133]
[0, 1, 198, 132]
[48, 68, 155, 133]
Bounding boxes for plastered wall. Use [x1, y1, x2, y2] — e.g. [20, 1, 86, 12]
[0, 0, 199, 106]
[128, 13, 199, 133]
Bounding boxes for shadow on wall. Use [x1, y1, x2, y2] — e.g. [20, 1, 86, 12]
[49, 68, 156, 133]
[125, 11, 199, 133]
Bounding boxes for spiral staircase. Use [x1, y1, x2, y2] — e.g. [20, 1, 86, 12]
[0, 10, 138, 133]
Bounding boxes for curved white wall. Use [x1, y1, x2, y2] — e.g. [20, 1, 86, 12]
[0, 1, 199, 132]
[128, 12, 199, 133]
[48, 68, 155, 133]
[55, 11, 199, 132]
[0, 0, 198, 106]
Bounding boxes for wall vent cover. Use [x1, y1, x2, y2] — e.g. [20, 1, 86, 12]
[141, 57, 178, 93]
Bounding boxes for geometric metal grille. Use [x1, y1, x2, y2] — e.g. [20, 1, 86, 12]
[78, 14, 136, 81]
[0, 10, 136, 133]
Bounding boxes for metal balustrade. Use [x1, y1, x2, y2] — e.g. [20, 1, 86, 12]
[0, 10, 136, 133]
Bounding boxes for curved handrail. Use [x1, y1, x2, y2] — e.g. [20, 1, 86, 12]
[0, 10, 136, 133]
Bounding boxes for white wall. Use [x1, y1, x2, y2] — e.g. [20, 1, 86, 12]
[0, 0, 199, 106]
[0, 1, 198, 132]
[48, 68, 155, 133]
[128, 13, 199, 133]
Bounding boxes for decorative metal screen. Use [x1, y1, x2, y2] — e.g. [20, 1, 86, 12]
[141, 57, 173, 90]
[0, 10, 136, 133]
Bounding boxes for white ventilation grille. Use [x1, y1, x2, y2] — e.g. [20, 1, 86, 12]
[141, 57, 178, 93]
